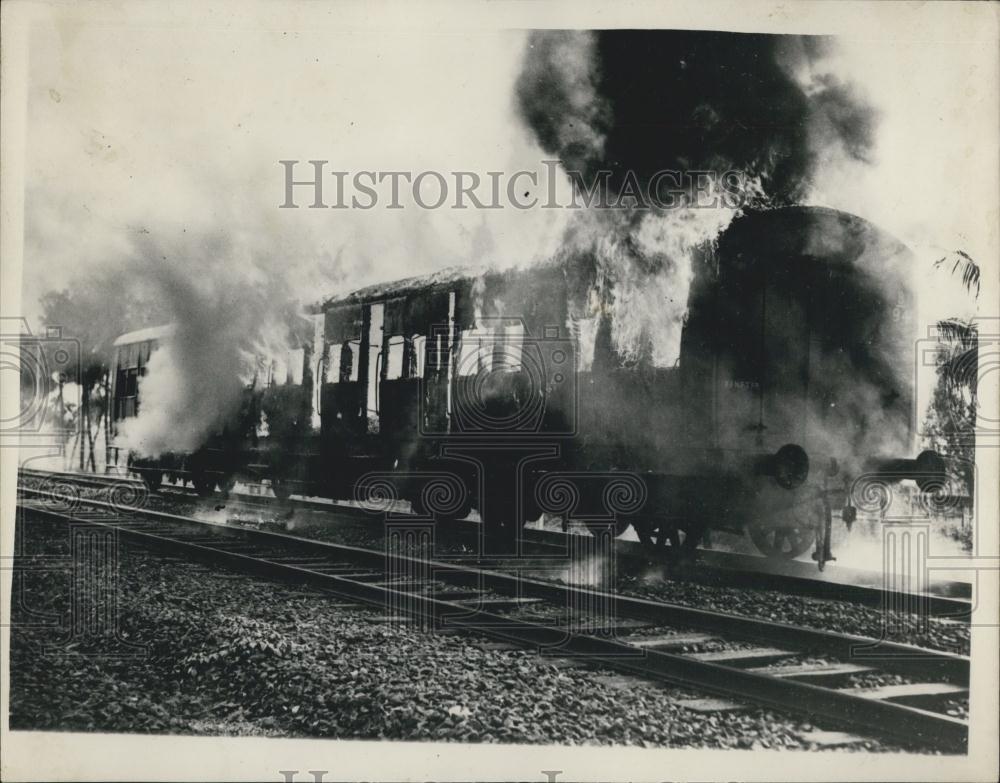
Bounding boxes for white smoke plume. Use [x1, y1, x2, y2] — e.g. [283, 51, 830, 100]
[24, 23, 571, 460]
[561, 194, 739, 369]
[115, 230, 304, 456]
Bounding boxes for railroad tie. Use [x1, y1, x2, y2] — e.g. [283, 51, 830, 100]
[796, 729, 870, 748]
[745, 662, 875, 686]
[675, 697, 748, 714]
[686, 647, 795, 667]
[453, 597, 547, 611]
[625, 633, 718, 650]
[428, 589, 487, 601]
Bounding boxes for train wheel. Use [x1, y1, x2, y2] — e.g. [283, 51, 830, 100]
[747, 523, 815, 560]
[141, 471, 163, 492]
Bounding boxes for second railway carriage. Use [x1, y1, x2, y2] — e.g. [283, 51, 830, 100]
[109, 206, 946, 563]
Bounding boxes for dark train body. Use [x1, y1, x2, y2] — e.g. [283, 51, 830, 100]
[109, 207, 944, 561]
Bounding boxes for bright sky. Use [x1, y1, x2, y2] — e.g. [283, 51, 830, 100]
[15, 1, 999, 334]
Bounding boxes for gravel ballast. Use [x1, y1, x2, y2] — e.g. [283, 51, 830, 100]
[191, 492, 973, 656]
[9, 511, 909, 751]
[16, 475, 970, 657]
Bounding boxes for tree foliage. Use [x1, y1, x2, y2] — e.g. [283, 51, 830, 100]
[38, 269, 169, 469]
[934, 250, 981, 299]
[921, 252, 979, 499]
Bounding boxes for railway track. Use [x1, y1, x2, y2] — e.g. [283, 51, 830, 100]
[16, 478, 970, 752]
[18, 467, 974, 620]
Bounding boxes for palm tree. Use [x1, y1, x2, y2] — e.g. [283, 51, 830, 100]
[934, 317, 978, 397]
[921, 251, 980, 512]
[935, 250, 980, 299]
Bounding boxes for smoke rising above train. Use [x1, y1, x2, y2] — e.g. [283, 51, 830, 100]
[511, 30, 914, 468]
[516, 31, 878, 203]
[67, 28, 910, 469]
[114, 229, 313, 457]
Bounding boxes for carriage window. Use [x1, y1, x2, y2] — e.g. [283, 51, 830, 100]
[121, 389, 137, 418]
[383, 334, 427, 381]
[325, 342, 341, 383]
[458, 328, 490, 376]
[385, 335, 405, 380]
[114, 343, 147, 420]
[123, 369, 139, 397]
[458, 324, 524, 375]
[412, 335, 426, 378]
[324, 342, 359, 383]
[343, 341, 359, 382]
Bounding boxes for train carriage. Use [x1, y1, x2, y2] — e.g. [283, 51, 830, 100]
[108, 206, 946, 564]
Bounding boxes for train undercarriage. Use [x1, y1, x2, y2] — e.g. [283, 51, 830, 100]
[123, 434, 944, 568]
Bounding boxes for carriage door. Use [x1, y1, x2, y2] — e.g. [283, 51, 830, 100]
[379, 291, 452, 439]
[320, 303, 367, 443]
[422, 290, 455, 435]
[377, 297, 414, 438]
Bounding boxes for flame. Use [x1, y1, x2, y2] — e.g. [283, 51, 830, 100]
[564, 178, 741, 369]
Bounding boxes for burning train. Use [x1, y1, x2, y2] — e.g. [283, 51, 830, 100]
[108, 205, 946, 566]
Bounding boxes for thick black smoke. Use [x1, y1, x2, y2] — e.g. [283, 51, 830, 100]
[516, 30, 878, 204]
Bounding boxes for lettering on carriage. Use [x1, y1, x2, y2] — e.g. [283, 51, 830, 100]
[725, 379, 760, 391]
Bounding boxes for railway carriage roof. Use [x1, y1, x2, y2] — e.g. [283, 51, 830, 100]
[111, 209, 909, 342]
[316, 207, 902, 313]
[319, 266, 473, 310]
[112, 323, 177, 347]
[318, 256, 572, 312]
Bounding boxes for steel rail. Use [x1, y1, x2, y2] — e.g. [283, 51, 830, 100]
[17, 468, 974, 619]
[16, 483, 970, 681]
[16, 487, 969, 751]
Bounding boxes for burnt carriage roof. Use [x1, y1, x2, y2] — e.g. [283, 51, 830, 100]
[318, 257, 570, 311]
[319, 266, 473, 310]
[316, 207, 899, 313]
[112, 323, 178, 347]
[113, 208, 906, 343]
